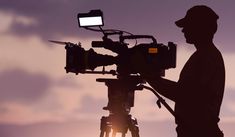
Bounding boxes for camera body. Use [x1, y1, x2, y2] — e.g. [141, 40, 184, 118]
[64, 35, 176, 76]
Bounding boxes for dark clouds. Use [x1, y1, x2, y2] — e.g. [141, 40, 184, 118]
[0, 0, 79, 39]
[0, 69, 80, 104]
[1, 0, 183, 40]
[0, 69, 51, 103]
[0, 1, 214, 40]
[0, 0, 234, 51]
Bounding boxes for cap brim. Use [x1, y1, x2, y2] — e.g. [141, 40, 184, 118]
[175, 18, 185, 28]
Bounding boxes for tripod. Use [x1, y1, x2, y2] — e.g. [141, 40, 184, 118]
[97, 76, 143, 137]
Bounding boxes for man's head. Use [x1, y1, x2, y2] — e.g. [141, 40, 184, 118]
[175, 5, 219, 44]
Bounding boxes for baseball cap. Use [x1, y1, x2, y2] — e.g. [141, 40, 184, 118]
[175, 5, 219, 28]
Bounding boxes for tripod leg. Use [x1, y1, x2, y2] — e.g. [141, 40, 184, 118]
[121, 133, 126, 137]
[128, 117, 140, 137]
[112, 130, 116, 137]
[100, 117, 105, 137]
[131, 128, 139, 137]
[100, 131, 105, 137]
[130, 129, 139, 137]
[100, 116, 111, 137]
[105, 131, 110, 137]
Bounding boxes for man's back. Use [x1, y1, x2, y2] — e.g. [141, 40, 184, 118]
[175, 45, 225, 136]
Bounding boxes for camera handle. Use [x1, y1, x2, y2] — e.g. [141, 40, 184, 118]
[140, 85, 176, 117]
[120, 35, 157, 44]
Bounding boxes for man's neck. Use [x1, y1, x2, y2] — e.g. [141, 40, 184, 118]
[194, 39, 215, 51]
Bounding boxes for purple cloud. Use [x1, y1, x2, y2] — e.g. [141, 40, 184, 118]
[0, 69, 51, 103]
[0, 1, 234, 52]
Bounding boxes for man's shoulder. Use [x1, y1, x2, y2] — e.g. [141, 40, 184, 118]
[198, 46, 223, 61]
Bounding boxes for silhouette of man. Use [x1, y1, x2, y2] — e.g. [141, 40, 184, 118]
[131, 5, 225, 137]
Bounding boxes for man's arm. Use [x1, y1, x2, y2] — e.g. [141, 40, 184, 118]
[144, 76, 178, 102]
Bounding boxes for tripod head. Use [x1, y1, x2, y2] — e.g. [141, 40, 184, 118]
[97, 76, 144, 114]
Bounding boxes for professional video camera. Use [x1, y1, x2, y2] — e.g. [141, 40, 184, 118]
[51, 10, 176, 76]
[50, 10, 176, 137]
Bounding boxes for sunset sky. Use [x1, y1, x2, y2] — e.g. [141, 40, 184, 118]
[0, 0, 235, 137]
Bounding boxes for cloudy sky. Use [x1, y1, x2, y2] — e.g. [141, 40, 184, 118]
[0, 0, 235, 137]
